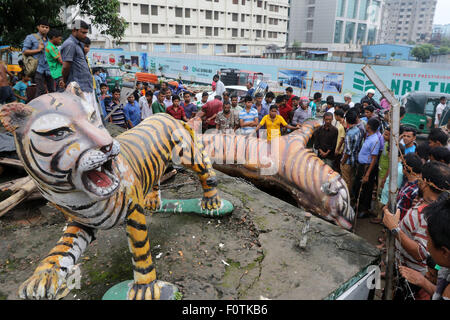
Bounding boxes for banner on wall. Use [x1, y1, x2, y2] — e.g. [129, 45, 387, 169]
[89, 49, 450, 103]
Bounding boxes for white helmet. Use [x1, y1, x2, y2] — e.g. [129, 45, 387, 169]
[344, 93, 352, 99]
[366, 89, 376, 95]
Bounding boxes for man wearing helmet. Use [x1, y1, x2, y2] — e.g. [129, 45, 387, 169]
[344, 93, 355, 109]
[361, 89, 381, 110]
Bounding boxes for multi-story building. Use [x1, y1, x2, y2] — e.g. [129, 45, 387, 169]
[288, 0, 383, 46]
[379, 0, 437, 44]
[87, 0, 289, 57]
[432, 24, 450, 41]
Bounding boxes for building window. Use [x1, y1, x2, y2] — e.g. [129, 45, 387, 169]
[359, 0, 369, 20]
[344, 22, 356, 43]
[334, 20, 344, 43]
[176, 25, 183, 35]
[214, 27, 219, 36]
[241, 29, 245, 37]
[152, 24, 158, 34]
[206, 27, 212, 36]
[151, 5, 158, 15]
[307, 7, 315, 18]
[141, 23, 150, 34]
[367, 26, 377, 44]
[307, 20, 314, 31]
[256, 15, 262, 23]
[306, 32, 313, 42]
[206, 10, 212, 19]
[232, 28, 238, 37]
[232, 13, 238, 21]
[241, 14, 245, 22]
[346, 0, 358, 19]
[141, 4, 149, 15]
[228, 44, 236, 53]
[175, 8, 183, 18]
[215, 11, 219, 20]
[356, 23, 367, 43]
[185, 8, 191, 18]
[337, 0, 346, 17]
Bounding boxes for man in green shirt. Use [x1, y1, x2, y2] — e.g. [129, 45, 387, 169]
[152, 89, 167, 114]
[45, 29, 64, 92]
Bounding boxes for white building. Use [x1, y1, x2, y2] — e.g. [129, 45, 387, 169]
[287, 0, 384, 57]
[379, 0, 437, 44]
[88, 0, 289, 57]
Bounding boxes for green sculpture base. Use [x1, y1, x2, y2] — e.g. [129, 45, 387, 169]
[102, 280, 180, 300]
[156, 198, 234, 218]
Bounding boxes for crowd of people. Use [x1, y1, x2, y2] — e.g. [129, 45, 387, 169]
[0, 19, 99, 105]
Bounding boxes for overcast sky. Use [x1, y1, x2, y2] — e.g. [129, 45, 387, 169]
[434, 0, 450, 25]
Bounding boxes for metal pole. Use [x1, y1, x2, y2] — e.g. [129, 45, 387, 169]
[361, 65, 400, 300]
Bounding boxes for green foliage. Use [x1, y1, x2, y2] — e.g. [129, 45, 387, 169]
[438, 46, 450, 55]
[411, 44, 436, 62]
[441, 38, 450, 47]
[0, 0, 127, 48]
[292, 41, 301, 49]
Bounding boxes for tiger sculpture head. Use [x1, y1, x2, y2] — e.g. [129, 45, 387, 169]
[0, 83, 122, 208]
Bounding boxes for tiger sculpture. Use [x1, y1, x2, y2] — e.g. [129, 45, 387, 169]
[0, 83, 222, 300]
[200, 122, 355, 230]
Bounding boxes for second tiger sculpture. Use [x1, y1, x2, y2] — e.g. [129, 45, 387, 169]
[200, 122, 355, 230]
[0, 83, 222, 300]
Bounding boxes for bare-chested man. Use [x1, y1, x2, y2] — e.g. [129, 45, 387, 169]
[0, 61, 16, 105]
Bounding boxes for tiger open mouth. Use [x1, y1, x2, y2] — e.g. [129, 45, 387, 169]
[81, 159, 120, 197]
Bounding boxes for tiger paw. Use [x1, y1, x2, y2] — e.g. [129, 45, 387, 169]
[18, 268, 69, 300]
[144, 191, 161, 212]
[127, 280, 178, 300]
[201, 195, 221, 211]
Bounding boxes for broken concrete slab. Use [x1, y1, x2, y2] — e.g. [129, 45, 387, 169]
[0, 171, 380, 300]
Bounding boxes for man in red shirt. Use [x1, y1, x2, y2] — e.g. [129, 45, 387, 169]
[166, 95, 188, 122]
[277, 95, 292, 123]
[285, 87, 297, 110]
[196, 95, 223, 132]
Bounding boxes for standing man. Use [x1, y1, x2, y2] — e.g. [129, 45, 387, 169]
[278, 95, 293, 124]
[215, 101, 239, 133]
[0, 61, 15, 104]
[402, 127, 417, 154]
[196, 92, 210, 110]
[435, 96, 447, 128]
[123, 94, 141, 129]
[340, 111, 362, 199]
[310, 92, 322, 119]
[166, 95, 188, 122]
[222, 91, 231, 106]
[247, 82, 255, 97]
[105, 89, 127, 129]
[139, 91, 153, 121]
[60, 20, 93, 93]
[238, 96, 259, 136]
[99, 83, 111, 119]
[360, 89, 381, 110]
[196, 95, 223, 132]
[163, 90, 172, 109]
[252, 92, 268, 123]
[45, 29, 64, 93]
[231, 95, 243, 113]
[292, 97, 311, 126]
[353, 118, 381, 218]
[312, 112, 338, 168]
[181, 92, 197, 119]
[262, 92, 275, 111]
[213, 74, 225, 98]
[344, 93, 355, 109]
[256, 105, 299, 142]
[23, 19, 54, 97]
[152, 90, 167, 114]
[285, 87, 296, 110]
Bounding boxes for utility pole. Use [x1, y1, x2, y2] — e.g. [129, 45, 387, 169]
[362, 65, 400, 300]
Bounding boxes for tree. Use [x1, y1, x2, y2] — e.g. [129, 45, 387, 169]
[292, 41, 301, 49]
[411, 44, 436, 62]
[0, 0, 127, 48]
[439, 46, 450, 55]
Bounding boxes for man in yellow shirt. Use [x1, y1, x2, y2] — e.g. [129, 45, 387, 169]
[256, 105, 299, 142]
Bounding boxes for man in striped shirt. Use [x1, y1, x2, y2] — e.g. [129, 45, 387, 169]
[105, 89, 127, 129]
[383, 161, 450, 299]
[238, 96, 259, 136]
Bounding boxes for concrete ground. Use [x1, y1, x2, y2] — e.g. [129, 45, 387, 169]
[0, 170, 381, 300]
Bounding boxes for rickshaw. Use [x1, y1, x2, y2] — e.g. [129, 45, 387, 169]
[401, 91, 450, 134]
